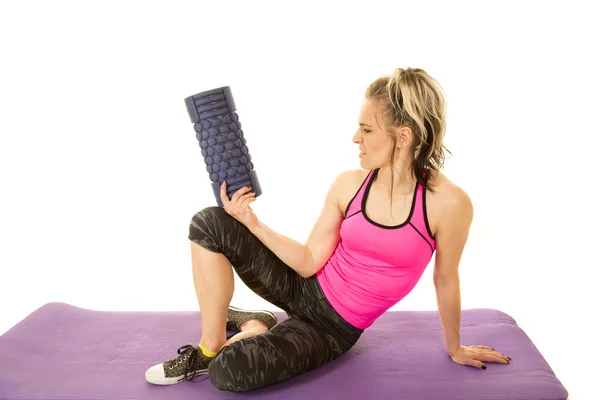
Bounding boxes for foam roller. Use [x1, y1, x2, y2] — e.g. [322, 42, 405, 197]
[184, 86, 262, 207]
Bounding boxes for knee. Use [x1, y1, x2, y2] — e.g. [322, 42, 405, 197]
[188, 206, 227, 249]
[207, 347, 252, 392]
[189, 206, 225, 235]
[190, 206, 225, 227]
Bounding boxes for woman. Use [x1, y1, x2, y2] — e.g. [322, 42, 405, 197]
[145, 67, 511, 392]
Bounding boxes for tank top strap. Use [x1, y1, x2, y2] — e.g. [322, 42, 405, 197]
[409, 179, 436, 246]
[409, 183, 425, 224]
[344, 169, 377, 218]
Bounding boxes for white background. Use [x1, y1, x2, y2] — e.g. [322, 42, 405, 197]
[1, 1, 597, 398]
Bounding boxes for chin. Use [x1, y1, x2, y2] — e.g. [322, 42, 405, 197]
[360, 161, 374, 169]
[360, 158, 381, 169]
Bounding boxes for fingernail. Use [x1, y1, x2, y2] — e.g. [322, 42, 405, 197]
[508, 357, 511, 361]
[481, 365, 487, 370]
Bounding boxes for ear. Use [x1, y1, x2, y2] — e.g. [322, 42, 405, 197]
[395, 126, 412, 148]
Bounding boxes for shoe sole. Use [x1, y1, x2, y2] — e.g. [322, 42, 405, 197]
[177, 368, 209, 383]
[228, 305, 276, 320]
[145, 368, 209, 385]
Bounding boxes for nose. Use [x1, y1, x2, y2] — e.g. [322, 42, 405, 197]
[352, 129, 362, 144]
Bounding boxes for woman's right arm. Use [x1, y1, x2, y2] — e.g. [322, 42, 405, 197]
[247, 171, 351, 278]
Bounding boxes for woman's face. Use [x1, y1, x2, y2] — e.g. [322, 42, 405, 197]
[353, 98, 395, 169]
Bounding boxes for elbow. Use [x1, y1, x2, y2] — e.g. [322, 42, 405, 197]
[297, 248, 318, 278]
[299, 255, 319, 278]
[302, 263, 325, 278]
[299, 265, 316, 278]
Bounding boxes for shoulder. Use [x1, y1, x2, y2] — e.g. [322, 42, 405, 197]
[340, 168, 371, 186]
[329, 168, 371, 212]
[328, 168, 371, 190]
[425, 171, 473, 236]
[429, 171, 472, 209]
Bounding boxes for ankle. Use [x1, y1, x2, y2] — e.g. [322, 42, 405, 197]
[198, 340, 225, 355]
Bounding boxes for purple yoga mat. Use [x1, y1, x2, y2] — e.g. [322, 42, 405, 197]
[0, 302, 568, 400]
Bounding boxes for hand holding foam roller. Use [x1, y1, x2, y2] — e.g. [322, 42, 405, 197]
[184, 86, 262, 207]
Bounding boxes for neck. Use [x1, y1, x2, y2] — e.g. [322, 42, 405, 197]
[375, 165, 416, 194]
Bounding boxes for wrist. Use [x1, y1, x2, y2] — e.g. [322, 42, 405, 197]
[447, 345, 461, 357]
[247, 219, 262, 235]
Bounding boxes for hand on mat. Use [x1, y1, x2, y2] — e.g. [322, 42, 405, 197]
[450, 345, 511, 370]
[220, 181, 258, 228]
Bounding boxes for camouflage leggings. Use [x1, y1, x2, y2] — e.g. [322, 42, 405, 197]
[188, 206, 363, 392]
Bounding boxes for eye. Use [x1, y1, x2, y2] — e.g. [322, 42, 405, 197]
[363, 128, 372, 134]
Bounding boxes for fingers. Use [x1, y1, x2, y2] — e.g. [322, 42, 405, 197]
[465, 358, 487, 370]
[235, 193, 256, 211]
[490, 349, 511, 364]
[222, 184, 256, 216]
[220, 181, 229, 207]
[240, 195, 257, 208]
[480, 353, 510, 365]
[220, 181, 254, 208]
[480, 347, 511, 364]
[231, 186, 253, 203]
[470, 345, 510, 361]
[473, 348, 511, 367]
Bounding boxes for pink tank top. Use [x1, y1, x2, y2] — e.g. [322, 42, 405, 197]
[316, 168, 436, 329]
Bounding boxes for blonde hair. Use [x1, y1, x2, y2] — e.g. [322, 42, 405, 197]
[365, 67, 451, 194]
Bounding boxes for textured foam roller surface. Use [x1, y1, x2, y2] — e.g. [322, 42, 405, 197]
[185, 86, 262, 207]
[0, 302, 569, 399]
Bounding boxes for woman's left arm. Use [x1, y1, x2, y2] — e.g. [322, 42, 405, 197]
[433, 185, 511, 369]
[432, 184, 473, 357]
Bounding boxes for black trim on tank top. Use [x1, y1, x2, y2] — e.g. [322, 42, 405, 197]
[409, 222, 434, 254]
[345, 209, 362, 219]
[422, 181, 436, 240]
[362, 168, 419, 229]
[343, 169, 373, 219]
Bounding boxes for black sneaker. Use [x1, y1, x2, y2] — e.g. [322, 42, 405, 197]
[226, 305, 278, 333]
[145, 344, 213, 385]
